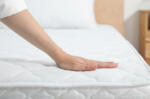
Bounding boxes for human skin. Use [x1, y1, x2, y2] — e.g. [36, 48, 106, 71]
[1, 10, 118, 71]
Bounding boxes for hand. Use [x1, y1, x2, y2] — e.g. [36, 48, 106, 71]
[56, 54, 118, 71]
[1, 11, 117, 71]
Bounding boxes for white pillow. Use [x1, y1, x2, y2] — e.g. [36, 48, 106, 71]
[25, 0, 97, 28]
[0, 23, 5, 28]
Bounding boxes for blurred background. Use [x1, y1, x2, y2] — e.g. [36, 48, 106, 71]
[125, 0, 150, 50]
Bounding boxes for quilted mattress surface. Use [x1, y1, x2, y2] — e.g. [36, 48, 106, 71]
[0, 25, 150, 99]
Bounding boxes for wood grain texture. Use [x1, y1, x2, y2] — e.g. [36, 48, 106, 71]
[95, 0, 124, 35]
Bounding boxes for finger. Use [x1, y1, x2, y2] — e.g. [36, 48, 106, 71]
[84, 65, 97, 71]
[97, 62, 118, 68]
[71, 63, 95, 71]
[83, 61, 97, 71]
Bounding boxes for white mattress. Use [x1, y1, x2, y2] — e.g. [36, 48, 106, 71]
[0, 25, 150, 99]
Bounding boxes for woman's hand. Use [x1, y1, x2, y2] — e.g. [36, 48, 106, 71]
[1, 10, 118, 71]
[56, 53, 118, 71]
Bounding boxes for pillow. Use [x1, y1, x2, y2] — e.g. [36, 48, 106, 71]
[25, 0, 97, 28]
[0, 23, 5, 28]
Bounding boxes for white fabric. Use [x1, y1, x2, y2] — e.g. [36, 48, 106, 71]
[0, 0, 27, 18]
[0, 25, 150, 99]
[25, 0, 97, 28]
[0, 0, 27, 28]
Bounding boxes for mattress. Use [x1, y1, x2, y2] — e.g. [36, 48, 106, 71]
[0, 25, 150, 99]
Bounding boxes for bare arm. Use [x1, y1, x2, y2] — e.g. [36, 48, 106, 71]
[1, 10, 66, 63]
[1, 10, 118, 71]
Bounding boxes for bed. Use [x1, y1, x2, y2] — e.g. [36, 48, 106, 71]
[0, 0, 150, 99]
[0, 25, 150, 99]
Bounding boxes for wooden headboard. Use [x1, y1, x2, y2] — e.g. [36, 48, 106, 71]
[95, 0, 124, 35]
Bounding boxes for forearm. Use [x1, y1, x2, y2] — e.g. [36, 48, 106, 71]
[1, 10, 66, 62]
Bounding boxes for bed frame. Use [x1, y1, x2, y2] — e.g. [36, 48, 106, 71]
[95, 0, 124, 35]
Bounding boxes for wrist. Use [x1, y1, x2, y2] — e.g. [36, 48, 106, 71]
[48, 48, 69, 63]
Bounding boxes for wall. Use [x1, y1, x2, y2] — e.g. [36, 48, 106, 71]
[124, 0, 147, 50]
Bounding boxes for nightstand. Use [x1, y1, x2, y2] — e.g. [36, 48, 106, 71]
[140, 10, 150, 64]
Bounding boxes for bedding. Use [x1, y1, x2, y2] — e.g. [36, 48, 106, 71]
[0, 23, 5, 28]
[25, 0, 96, 28]
[0, 25, 150, 99]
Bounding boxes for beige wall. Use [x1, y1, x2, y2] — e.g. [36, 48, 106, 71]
[124, 0, 148, 50]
